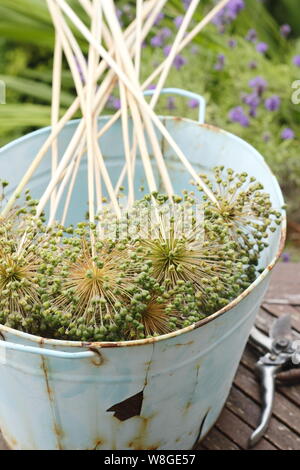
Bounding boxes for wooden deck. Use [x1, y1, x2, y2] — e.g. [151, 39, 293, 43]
[1, 263, 299, 451]
[198, 262, 300, 451]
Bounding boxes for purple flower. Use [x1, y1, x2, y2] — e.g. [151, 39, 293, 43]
[150, 28, 171, 49]
[182, 0, 192, 9]
[108, 96, 121, 110]
[147, 84, 156, 90]
[282, 253, 290, 263]
[188, 99, 199, 109]
[228, 106, 249, 127]
[214, 54, 225, 71]
[190, 45, 199, 55]
[163, 45, 172, 57]
[173, 54, 187, 70]
[112, 98, 121, 110]
[256, 42, 268, 54]
[228, 0, 245, 16]
[281, 128, 295, 140]
[212, 0, 244, 28]
[228, 39, 237, 48]
[248, 61, 257, 70]
[150, 35, 163, 47]
[211, 10, 223, 26]
[280, 24, 291, 37]
[245, 29, 257, 42]
[174, 16, 183, 28]
[293, 55, 300, 67]
[265, 95, 281, 112]
[160, 27, 172, 40]
[74, 55, 85, 84]
[166, 97, 176, 111]
[243, 92, 260, 118]
[162, 47, 187, 70]
[243, 92, 260, 108]
[249, 76, 268, 95]
[154, 12, 164, 25]
[263, 132, 271, 143]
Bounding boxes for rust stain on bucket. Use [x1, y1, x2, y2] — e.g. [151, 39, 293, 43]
[41, 357, 64, 450]
[127, 415, 160, 450]
[88, 347, 103, 366]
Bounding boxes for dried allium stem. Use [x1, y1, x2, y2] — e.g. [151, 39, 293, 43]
[57, 0, 218, 204]
[102, 0, 174, 198]
[1, 0, 157, 218]
[50, 34, 62, 219]
[149, 0, 201, 110]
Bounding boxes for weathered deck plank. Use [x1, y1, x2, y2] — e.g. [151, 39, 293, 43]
[213, 407, 277, 450]
[200, 427, 240, 450]
[228, 384, 300, 450]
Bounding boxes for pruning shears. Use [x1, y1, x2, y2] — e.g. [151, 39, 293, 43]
[248, 314, 300, 448]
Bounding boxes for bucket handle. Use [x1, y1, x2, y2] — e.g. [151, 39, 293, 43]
[143, 87, 206, 124]
[0, 338, 95, 359]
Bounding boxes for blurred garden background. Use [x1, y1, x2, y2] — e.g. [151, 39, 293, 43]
[0, 0, 299, 256]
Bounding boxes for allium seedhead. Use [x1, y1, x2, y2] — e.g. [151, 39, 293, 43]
[129, 295, 171, 337]
[197, 167, 281, 259]
[0, 201, 62, 331]
[126, 280, 205, 338]
[130, 194, 246, 313]
[43, 227, 137, 340]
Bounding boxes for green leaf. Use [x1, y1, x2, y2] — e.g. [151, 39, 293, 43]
[0, 103, 51, 130]
[0, 75, 74, 107]
[0, 0, 52, 25]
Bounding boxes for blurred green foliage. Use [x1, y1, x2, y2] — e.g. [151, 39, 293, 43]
[266, 0, 300, 37]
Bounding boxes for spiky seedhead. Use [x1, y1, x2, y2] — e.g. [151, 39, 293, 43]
[56, 240, 129, 320]
[0, 198, 61, 332]
[38, 223, 141, 341]
[196, 167, 282, 257]
[125, 280, 205, 338]
[127, 193, 248, 313]
[140, 297, 172, 336]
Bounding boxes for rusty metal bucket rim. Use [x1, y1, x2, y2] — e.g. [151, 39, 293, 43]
[0, 117, 286, 349]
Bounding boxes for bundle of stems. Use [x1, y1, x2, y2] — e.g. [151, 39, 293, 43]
[1, 0, 231, 231]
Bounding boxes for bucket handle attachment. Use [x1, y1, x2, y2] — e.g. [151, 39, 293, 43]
[143, 87, 206, 124]
[0, 338, 95, 360]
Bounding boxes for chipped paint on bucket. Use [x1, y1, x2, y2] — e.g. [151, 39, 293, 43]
[0, 93, 285, 449]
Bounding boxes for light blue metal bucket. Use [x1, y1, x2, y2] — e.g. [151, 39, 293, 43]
[0, 89, 286, 450]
